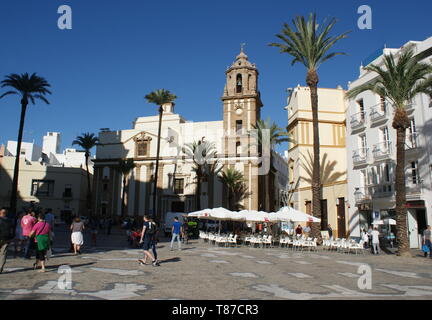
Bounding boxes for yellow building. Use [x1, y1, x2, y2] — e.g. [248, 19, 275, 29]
[286, 85, 348, 238]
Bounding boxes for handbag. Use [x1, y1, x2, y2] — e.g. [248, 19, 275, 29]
[422, 244, 430, 253]
[35, 222, 50, 251]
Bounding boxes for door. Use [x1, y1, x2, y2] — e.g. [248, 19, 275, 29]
[171, 201, 185, 213]
[407, 209, 419, 248]
[337, 198, 346, 238]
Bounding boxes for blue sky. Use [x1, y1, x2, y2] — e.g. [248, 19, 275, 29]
[0, 0, 431, 154]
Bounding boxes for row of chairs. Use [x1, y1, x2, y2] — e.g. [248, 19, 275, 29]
[279, 237, 318, 251]
[200, 231, 239, 247]
[322, 238, 366, 254]
[243, 235, 273, 248]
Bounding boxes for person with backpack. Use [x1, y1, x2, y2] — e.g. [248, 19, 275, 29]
[138, 215, 159, 267]
[29, 213, 51, 273]
[0, 208, 14, 274]
[141, 218, 159, 265]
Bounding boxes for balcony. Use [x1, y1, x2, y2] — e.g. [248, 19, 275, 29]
[370, 106, 388, 125]
[352, 148, 369, 167]
[350, 112, 367, 130]
[372, 142, 392, 161]
[369, 184, 394, 198]
[406, 179, 423, 199]
[405, 133, 422, 158]
[354, 187, 371, 204]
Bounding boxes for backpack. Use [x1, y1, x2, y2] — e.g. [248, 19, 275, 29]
[146, 222, 157, 236]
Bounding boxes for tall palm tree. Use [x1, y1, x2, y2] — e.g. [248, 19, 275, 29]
[118, 159, 136, 218]
[346, 49, 432, 257]
[251, 118, 290, 211]
[300, 151, 346, 229]
[183, 140, 223, 210]
[0, 73, 51, 217]
[144, 89, 177, 222]
[270, 13, 349, 237]
[72, 133, 99, 214]
[218, 168, 250, 211]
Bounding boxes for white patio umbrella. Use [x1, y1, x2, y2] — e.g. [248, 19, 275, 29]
[372, 220, 384, 225]
[274, 206, 321, 223]
[239, 210, 270, 222]
[209, 207, 234, 221]
[384, 218, 396, 225]
[187, 209, 212, 218]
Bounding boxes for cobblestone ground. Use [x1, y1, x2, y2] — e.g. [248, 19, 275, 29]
[1, 226, 432, 300]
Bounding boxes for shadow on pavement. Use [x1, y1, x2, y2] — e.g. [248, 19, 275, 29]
[159, 257, 181, 264]
[2, 262, 96, 274]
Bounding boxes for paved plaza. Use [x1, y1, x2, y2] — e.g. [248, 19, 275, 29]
[1, 227, 432, 300]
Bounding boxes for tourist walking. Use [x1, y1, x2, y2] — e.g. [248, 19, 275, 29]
[21, 210, 36, 259]
[371, 227, 380, 255]
[89, 217, 98, 246]
[138, 215, 159, 267]
[29, 213, 51, 273]
[423, 225, 432, 258]
[0, 208, 14, 274]
[71, 216, 85, 255]
[295, 225, 303, 238]
[362, 229, 369, 249]
[14, 212, 25, 256]
[182, 217, 189, 245]
[170, 217, 182, 251]
[141, 218, 160, 265]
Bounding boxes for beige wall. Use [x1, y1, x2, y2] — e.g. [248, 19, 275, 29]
[286, 86, 349, 236]
[0, 156, 89, 216]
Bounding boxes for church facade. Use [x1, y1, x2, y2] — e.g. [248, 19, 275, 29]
[92, 50, 288, 219]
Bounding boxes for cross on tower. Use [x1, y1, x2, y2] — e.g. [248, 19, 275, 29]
[240, 43, 246, 52]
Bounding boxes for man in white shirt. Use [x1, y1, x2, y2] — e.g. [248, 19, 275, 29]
[371, 227, 380, 255]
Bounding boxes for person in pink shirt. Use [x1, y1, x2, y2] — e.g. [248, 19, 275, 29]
[21, 210, 36, 259]
[29, 213, 51, 273]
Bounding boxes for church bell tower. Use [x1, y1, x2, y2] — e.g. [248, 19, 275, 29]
[222, 46, 263, 156]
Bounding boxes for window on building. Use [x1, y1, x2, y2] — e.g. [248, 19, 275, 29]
[174, 178, 184, 194]
[411, 161, 419, 184]
[359, 134, 367, 152]
[63, 184, 72, 197]
[31, 180, 55, 197]
[380, 96, 387, 113]
[236, 74, 242, 93]
[236, 120, 242, 133]
[357, 99, 365, 120]
[236, 141, 241, 156]
[289, 159, 294, 184]
[103, 183, 108, 191]
[136, 141, 148, 157]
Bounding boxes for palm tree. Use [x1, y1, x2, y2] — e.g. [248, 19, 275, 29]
[118, 159, 136, 218]
[183, 139, 223, 210]
[270, 13, 349, 237]
[0, 73, 51, 217]
[346, 49, 432, 257]
[251, 118, 290, 211]
[218, 168, 250, 211]
[300, 151, 346, 229]
[144, 89, 177, 222]
[72, 133, 99, 214]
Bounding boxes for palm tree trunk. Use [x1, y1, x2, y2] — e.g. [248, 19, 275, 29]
[394, 117, 411, 257]
[196, 175, 201, 211]
[265, 172, 270, 212]
[307, 70, 322, 239]
[9, 99, 28, 221]
[121, 177, 127, 218]
[152, 106, 163, 223]
[85, 153, 92, 215]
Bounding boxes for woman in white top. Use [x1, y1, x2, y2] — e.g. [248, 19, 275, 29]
[70, 217, 85, 255]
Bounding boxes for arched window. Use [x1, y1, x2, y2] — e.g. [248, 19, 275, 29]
[236, 74, 242, 93]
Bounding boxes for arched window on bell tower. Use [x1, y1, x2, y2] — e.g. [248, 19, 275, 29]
[236, 74, 242, 93]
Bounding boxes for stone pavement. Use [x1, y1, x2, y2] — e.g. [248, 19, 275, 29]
[1, 227, 432, 300]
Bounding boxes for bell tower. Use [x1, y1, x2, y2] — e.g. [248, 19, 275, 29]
[222, 46, 263, 156]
